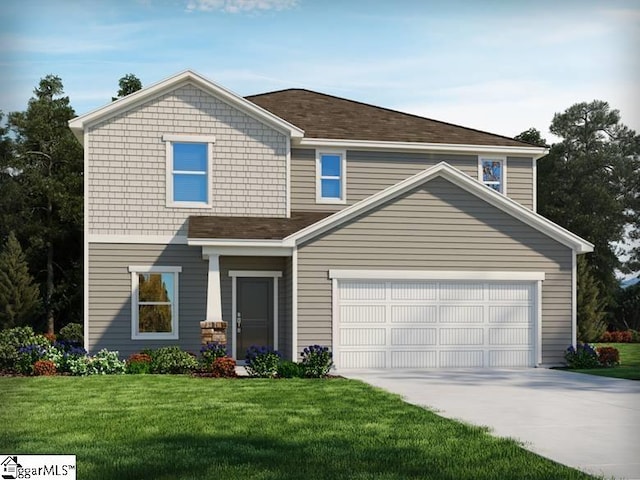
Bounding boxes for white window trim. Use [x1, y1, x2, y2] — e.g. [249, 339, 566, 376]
[478, 156, 507, 195]
[128, 265, 182, 340]
[316, 149, 347, 204]
[228, 270, 281, 361]
[163, 134, 216, 209]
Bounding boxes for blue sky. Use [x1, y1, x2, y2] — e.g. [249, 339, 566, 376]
[1, 0, 638, 142]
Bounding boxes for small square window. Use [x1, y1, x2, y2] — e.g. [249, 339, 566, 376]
[480, 158, 506, 194]
[317, 151, 346, 203]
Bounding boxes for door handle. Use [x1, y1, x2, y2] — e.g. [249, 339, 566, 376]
[237, 311, 241, 333]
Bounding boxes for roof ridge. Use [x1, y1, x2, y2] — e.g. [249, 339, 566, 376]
[246, 88, 532, 147]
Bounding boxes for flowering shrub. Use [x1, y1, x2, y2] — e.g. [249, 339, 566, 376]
[300, 345, 333, 378]
[565, 343, 600, 369]
[149, 346, 198, 374]
[66, 356, 90, 376]
[210, 357, 237, 378]
[33, 360, 57, 376]
[0, 327, 50, 373]
[277, 360, 303, 378]
[15, 344, 49, 375]
[87, 349, 126, 375]
[126, 353, 152, 374]
[200, 342, 228, 370]
[245, 345, 281, 378]
[600, 331, 635, 343]
[43, 333, 57, 344]
[596, 347, 620, 367]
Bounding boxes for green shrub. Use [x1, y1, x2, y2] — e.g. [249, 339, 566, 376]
[87, 349, 126, 375]
[66, 356, 89, 376]
[199, 342, 227, 371]
[126, 353, 152, 374]
[58, 323, 84, 344]
[149, 346, 198, 374]
[0, 327, 50, 371]
[210, 357, 237, 378]
[277, 360, 303, 378]
[245, 346, 281, 378]
[300, 345, 333, 378]
[565, 343, 600, 369]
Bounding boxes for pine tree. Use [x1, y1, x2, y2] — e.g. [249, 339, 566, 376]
[576, 256, 607, 342]
[0, 232, 42, 329]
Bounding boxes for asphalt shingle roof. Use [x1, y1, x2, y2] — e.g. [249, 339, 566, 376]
[246, 89, 532, 147]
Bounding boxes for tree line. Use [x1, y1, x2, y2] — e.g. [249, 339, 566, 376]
[0, 74, 638, 339]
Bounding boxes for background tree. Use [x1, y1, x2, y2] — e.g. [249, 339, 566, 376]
[514, 127, 547, 147]
[533, 101, 639, 307]
[112, 74, 142, 101]
[2, 75, 83, 334]
[0, 232, 42, 329]
[576, 256, 607, 342]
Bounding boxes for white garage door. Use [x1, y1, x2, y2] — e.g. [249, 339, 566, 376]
[334, 279, 537, 369]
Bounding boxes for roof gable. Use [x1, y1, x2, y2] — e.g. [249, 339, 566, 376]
[69, 70, 304, 143]
[286, 162, 594, 253]
[247, 89, 538, 149]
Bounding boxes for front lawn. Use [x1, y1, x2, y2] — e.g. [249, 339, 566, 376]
[0, 376, 593, 480]
[571, 343, 640, 380]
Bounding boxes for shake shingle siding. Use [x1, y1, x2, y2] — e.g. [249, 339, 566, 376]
[87, 83, 288, 237]
[296, 177, 572, 365]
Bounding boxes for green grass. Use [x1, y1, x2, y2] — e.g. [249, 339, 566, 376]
[570, 343, 640, 380]
[0, 376, 595, 480]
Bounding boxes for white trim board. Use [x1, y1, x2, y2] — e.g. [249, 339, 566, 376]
[329, 270, 545, 281]
[228, 270, 281, 360]
[89, 234, 189, 245]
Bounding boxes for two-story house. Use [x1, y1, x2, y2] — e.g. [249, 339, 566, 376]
[69, 70, 593, 369]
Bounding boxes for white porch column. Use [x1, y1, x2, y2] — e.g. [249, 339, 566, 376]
[206, 254, 223, 322]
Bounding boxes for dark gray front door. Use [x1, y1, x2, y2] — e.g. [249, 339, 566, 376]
[237, 277, 273, 359]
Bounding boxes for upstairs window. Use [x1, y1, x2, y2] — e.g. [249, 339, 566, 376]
[163, 134, 215, 208]
[480, 157, 506, 194]
[316, 150, 346, 204]
[129, 266, 181, 340]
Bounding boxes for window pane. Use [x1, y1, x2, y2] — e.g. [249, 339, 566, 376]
[174, 174, 207, 202]
[482, 160, 502, 183]
[487, 183, 502, 192]
[138, 305, 172, 333]
[321, 178, 341, 199]
[174, 143, 207, 172]
[321, 154, 341, 177]
[139, 273, 174, 303]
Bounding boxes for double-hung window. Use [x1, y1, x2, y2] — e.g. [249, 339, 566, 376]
[480, 157, 506, 194]
[163, 134, 215, 208]
[129, 266, 181, 340]
[316, 150, 346, 204]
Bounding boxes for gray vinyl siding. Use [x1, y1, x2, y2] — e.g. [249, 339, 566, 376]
[88, 243, 207, 358]
[296, 176, 572, 365]
[291, 149, 535, 212]
[88, 244, 289, 359]
[87, 82, 288, 237]
[507, 157, 534, 209]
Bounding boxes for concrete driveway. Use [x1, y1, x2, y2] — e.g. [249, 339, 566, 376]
[342, 368, 640, 480]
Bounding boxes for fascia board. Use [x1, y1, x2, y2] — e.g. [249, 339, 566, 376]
[295, 137, 548, 160]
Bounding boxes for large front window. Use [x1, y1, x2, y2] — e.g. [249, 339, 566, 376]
[316, 150, 346, 203]
[129, 266, 181, 340]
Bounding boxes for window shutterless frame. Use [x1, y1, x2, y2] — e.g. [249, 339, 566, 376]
[478, 156, 507, 194]
[316, 149, 347, 204]
[163, 134, 216, 208]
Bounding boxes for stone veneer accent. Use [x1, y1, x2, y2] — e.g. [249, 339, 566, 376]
[200, 321, 228, 346]
[87, 82, 288, 236]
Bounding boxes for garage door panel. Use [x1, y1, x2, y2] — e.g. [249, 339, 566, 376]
[340, 328, 385, 346]
[489, 350, 532, 367]
[440, 283, 484, 301]
[389, 282, 437, 300]
[489, 328, 531, 345]
[391, 351, 438, 368]
[488, 283, 533, 301]
[340, 281, 385, 300]
[391, 328, 437, 346]
[340, 351, 386, 369]
[341, 305, 385, 323]
[440, 350, 484, 367]
[440, 305, 483, 323]
[439, 328, 483, 345]
[390, 305, 437, 323]
[488, 306, 531, 323]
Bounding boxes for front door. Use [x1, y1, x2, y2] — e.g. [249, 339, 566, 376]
[236, 277, 273, 359]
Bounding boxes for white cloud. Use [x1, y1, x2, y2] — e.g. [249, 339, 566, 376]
[186, 0, 297, 13]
